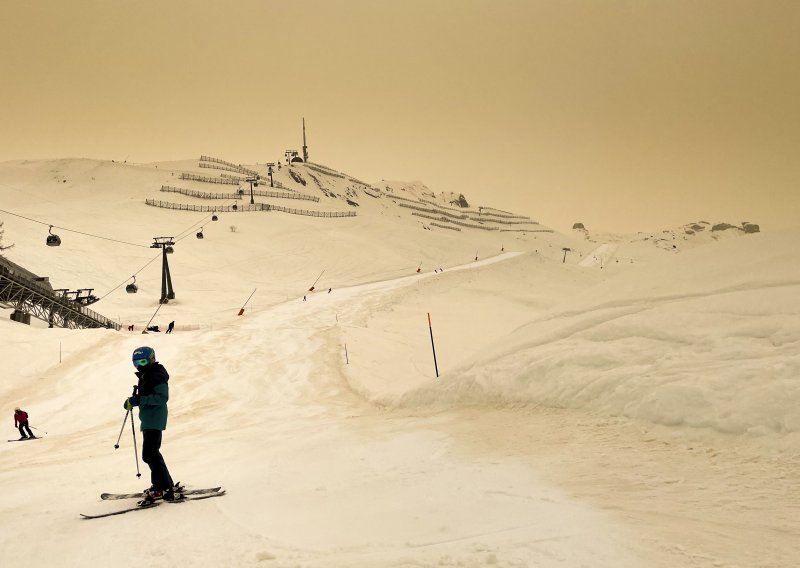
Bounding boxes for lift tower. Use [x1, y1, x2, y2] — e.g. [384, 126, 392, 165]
[266, 163, 275, 187]
[151, 237, 176, 304]
[246, 177, 259, 205]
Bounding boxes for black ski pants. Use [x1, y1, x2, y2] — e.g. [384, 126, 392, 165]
[142, 429, 174, 491]
[17, 421, 33, 438]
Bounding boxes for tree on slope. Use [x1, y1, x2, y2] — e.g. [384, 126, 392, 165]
[0, 221, 14, 254]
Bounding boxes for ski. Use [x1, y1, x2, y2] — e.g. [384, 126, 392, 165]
[7, 437, 40, 442]
[100, 486, 222, 500]
[80, 501, 161, 519]
[167, 488, 226, 504]
[81, 489, 225, 520]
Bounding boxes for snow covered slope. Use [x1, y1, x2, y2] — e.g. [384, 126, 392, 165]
[0, 157, 797, 568]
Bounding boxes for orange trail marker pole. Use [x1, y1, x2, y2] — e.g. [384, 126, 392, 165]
[238, 288, 257, 316]
[309, 269, 325, 292]
[427, 312, 439, 378]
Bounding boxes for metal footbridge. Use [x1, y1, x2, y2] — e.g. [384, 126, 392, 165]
[0, 256, 120, 330]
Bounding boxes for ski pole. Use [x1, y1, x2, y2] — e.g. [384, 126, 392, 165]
[114, 410, 130, 449]
[128, 385, 142, 478]
[130, 414, 141, 478]
[30, 425, 48, 435]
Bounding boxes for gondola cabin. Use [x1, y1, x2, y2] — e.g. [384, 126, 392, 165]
[46, 226, 61, 247]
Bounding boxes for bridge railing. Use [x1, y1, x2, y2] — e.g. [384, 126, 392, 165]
[0, 258, 120, 330]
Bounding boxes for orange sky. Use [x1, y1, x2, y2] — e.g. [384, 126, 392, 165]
[1, 0, 798, 233]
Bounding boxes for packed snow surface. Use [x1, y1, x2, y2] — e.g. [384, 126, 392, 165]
[0, 158, 798, 567]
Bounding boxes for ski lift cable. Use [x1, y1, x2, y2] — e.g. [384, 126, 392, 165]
[0, 207, 149, 248]
[174, 212, 214, 242]
[97, 253, 162, 300]
[99, 212, 211, 300]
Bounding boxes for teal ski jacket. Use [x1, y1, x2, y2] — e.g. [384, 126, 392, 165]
[135, 362, 169, 431]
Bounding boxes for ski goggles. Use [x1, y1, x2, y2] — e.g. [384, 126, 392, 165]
[133, 358, 150, 367]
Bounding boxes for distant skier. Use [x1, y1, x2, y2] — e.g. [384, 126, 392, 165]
[13, 407, 35, 439]
[166, 321, 175, 334]
[123, 346, 177, 503]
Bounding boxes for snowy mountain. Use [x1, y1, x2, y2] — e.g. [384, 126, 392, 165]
[0, 157, 798, 567]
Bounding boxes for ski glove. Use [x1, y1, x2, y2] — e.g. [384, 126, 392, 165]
[123, 395, 140, 410]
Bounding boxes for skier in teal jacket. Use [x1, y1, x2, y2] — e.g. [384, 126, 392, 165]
[124, 346, 176, 503]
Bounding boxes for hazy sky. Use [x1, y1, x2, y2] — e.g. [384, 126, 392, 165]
[1, 0, 798, 233]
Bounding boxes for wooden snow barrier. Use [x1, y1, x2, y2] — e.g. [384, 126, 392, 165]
[145, 199, 356, 217]
[180, 173, 240, 185]
[161, 186, 242, 200]
[430, 222, 461, 231]
[199, 162, 248, 175]
[161, 185, 318, 202]
[398, 202, 468, 219]
[199, 155, 260, 178]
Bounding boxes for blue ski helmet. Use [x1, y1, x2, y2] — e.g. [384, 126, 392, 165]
[132, 346, 155, 368]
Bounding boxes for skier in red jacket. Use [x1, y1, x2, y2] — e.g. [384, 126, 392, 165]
[14, 407, 35, 440]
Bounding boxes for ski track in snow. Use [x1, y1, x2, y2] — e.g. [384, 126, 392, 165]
[0, 252, 649, 568]
[1, 257, 798, 567]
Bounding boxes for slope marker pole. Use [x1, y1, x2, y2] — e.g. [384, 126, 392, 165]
[142, 302, 164, 333]
[309, 269, 325, 292]
[427, 312, 439, 378]
[238, 288, 257, 316]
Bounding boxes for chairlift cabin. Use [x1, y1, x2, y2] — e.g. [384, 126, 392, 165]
[126, 276, 138, 294]
[212, 213, 218, 221]
[46, 225, 61, 247]
[232, 204, 238, 211]
[196, 227, 204, 239]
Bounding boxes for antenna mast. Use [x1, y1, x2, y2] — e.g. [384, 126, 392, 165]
[302, 117, 309, 162]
